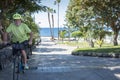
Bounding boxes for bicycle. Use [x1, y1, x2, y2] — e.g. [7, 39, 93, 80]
[4, 41, 32, 80]
[12, 49, 25, 80]
[9, 42, 29, 80]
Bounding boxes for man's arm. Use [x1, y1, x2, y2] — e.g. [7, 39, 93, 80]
[28, 32, 33, 45]
[3, 32, 8, 44]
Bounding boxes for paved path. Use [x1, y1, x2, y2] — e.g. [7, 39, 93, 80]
[1, 38, 120, 80]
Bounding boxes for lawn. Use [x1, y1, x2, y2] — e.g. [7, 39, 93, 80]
[73, 46, 120, 54]
[58, 41, 120, 58]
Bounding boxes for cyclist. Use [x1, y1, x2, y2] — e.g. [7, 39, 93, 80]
[2, 13, 33, 69]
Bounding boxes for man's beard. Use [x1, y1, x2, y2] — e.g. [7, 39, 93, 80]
[15, 22, 21, 26]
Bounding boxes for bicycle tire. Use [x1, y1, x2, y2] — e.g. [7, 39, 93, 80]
[13, 55, 24, 80]
[13, 57, 19, 80]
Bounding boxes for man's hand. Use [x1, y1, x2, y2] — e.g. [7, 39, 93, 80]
[28, 41, 32, 45]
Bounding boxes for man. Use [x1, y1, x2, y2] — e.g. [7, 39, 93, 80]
[3, 13, 33, 69]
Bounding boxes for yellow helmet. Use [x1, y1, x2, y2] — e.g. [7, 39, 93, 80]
[13, 13, 22, 19]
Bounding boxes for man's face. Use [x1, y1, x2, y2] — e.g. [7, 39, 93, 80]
[14, 19, 21, 26]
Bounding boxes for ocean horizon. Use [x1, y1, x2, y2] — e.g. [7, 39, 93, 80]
[39, 27, 64, 38]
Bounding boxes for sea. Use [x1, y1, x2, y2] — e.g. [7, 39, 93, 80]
[39, 27, 64, 38]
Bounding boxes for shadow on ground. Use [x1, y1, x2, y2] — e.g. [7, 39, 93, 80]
[40, 43, 55, 46]
[33, 47, 67, 53]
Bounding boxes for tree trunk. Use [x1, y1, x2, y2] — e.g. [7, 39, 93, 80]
[48, 12, 53, 41]
[89, 40, 94, 48]
[110, 20, 119, 46]
[68, 27, 71, 42]
[57, 3, 59, 40]
[51, 14, 54, 41]
[113, 31, 119, 46]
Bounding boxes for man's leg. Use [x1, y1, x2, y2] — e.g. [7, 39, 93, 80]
[21, 50, 29, 69]
[21, 50, 27, 64]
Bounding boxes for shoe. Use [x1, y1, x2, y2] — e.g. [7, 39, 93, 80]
[24, 64, 29, 69]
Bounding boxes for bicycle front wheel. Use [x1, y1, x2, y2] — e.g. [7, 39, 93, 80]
[13, 57, 19, 80]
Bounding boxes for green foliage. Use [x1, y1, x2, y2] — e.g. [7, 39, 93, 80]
[96, 39, 103, 47]
[59, 30, 67, 39]
[65, 0, 82, 28]
[65, 0, 97, 46]
[93, 27, 112, 40]
[65, 0, 120, 46]
[0, 0, 46, 44]
[0, 0, 47, 15]
[0, 0, 47, 28]
[81, 0, 120, 45]
[54, 0, 61, 5]
[71, 31, 83, 38]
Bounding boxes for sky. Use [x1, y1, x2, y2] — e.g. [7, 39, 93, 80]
[34, 0, 69, 28]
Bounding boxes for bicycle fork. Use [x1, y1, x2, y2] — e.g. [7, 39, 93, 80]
[13, 56, 19, 80]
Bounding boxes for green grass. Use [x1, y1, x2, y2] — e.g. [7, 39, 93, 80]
[58, 41, 120, 54]
[58, 41, 90, 47]
[74, 46, 120, 54]
[58, 41, 114, 47]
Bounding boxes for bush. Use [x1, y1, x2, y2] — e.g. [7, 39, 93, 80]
[72, 46, 120, 58]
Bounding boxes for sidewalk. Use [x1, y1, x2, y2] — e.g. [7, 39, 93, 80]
[1, 37, 120, 80]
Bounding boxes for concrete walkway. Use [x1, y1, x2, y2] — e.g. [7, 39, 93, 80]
[1, 37, 120, 80]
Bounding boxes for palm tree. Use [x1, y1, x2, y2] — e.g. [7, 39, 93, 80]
[54, 0, 61, 40]
[51, 9, 56, 40]
[47, 8, 54, 40]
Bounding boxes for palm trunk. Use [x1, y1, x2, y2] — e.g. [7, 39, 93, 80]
[48, 12, 53, 40]
[68, 27, 71, 42]
[51, 14, 54, 40]
[57, 3, 59, 40]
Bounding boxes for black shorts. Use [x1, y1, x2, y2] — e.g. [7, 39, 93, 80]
[12, 40, 28, 55]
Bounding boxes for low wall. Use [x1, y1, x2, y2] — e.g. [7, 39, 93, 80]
[0, 39, 38, 71]
[0, 46, 12, 70]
